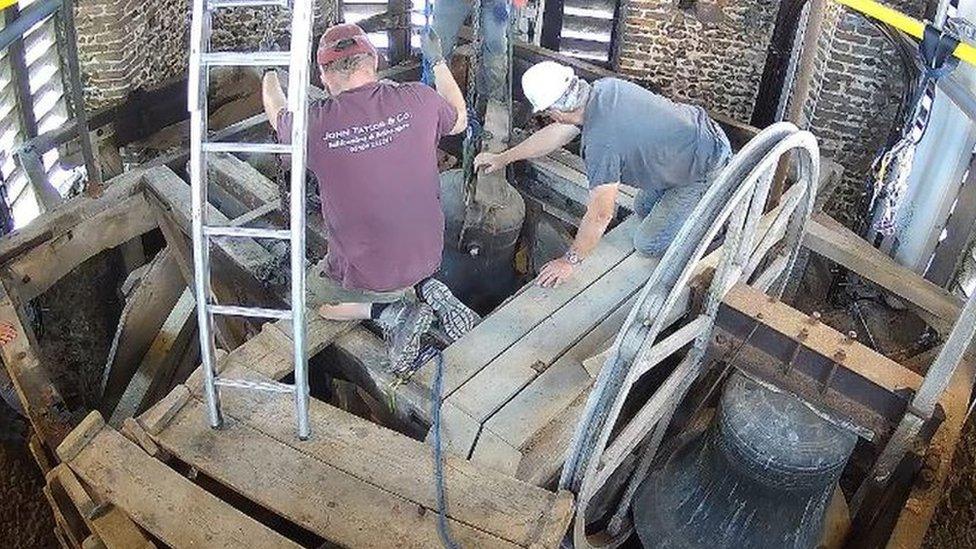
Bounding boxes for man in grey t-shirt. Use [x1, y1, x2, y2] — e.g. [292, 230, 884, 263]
[475, 61, 732, 287]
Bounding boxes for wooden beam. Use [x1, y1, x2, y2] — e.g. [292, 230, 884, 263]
[100, 249, 185, 416]
[44, 467, 90, 549]
[108, 289, 195, 425]
[156, 396, 522, 548]
[142, 166, 284, 349]
[411, 216, 639, 397]
[51, 464, 155, 549]
[0, 193, 156, 302]
[0, 170, 143, 265]
[725, 283, 923, 394]
[58, 412, 301, 549]
[803, 213, 963, 333]
[162, 356, 566, 548]
[149, 202, 241, 350]
[886, 358, 974, 549]
[0, 282, 73, 449]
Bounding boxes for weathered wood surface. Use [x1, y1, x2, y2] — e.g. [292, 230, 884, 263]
[52, 464, 155, 549]
[0, 283, 74, 449]
[1, 193, 157, 302]
[0, 170, 144, 266]
[57, 412, 301, 549]
[145, 352, 571, 547]
[413, 216, 639, 398]
[524, 153, 636, 213]
[108, 289, 195, 425]
[100, 249, 185, 416]
[803, 213, 963, 332]
[725, 283, 923, 394]
[449, 183, 805, 478]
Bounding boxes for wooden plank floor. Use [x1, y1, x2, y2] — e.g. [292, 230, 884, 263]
[57, 413, 301, 549]
[134, 334, 571, 548]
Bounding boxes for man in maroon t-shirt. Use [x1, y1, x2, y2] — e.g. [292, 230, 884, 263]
[262, 24, 479, 373]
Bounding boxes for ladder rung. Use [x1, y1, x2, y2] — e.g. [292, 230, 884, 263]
[208, 0, 289, 8]
[202, 142, 292, 154]
[201, 51, 291, 67]
[214, 378, 295, 394]
[208, 304, 293, 320]
[204, 226, 292, 240]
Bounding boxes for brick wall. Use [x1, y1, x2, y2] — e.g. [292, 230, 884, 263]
[616, 0, 781, 122]
[75, 0, 338, 111]
[799, 0, 925, 228]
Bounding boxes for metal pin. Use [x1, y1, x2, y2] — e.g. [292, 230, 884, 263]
[808, 311, 821, 325]
[845, 330, 857, 344]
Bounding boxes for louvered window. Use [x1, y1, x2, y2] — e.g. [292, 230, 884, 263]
[1, 0, 72, 228]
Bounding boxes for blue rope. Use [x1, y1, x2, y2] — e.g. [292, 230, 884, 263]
[421, 0, 435, 86]
[419, 346, 458, 549]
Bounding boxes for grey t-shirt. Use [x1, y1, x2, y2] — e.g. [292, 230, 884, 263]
[582, 78, 730, 191]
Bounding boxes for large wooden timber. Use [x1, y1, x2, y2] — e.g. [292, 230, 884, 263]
[57, 413, 301, 549]
[133, 332, 573, 547]
[804, 213, 963, 334]
[100, 248, 186, 416]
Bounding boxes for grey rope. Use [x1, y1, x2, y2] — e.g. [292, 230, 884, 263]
[422, 345, 458, 549]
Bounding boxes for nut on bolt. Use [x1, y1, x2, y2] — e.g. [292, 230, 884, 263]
[833, 349, 846, 362]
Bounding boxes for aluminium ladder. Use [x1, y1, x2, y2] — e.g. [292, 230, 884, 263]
[187, 0, 313, 438]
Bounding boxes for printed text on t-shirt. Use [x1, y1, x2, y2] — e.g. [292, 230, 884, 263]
[323, 111, 413, 153]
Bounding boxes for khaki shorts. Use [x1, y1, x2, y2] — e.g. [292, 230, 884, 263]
[307, 258, 412, 305]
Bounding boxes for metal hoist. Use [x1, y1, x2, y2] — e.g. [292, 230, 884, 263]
[186, 0, 313, 439]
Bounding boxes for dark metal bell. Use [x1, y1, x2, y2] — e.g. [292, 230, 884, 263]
[633, 372, 857, 549]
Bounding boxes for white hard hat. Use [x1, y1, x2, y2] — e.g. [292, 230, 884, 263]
[522, 61, 575, 113]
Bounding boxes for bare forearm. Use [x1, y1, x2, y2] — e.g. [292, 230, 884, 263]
[501, 123, 579, 163]
[433, 62, 467, 134]
[572, 206, 614, 257]
[262, 72, 287, 132]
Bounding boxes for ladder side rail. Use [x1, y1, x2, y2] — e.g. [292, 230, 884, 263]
[188, 0, 223, 429]
[287, 0, 313, 439]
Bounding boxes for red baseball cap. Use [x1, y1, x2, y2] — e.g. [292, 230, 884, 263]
[316, 23, 378, 66]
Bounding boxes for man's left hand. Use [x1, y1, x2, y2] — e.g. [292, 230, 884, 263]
[537, 257, 575, 288]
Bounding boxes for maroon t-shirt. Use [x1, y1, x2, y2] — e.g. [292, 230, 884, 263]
[279, 81, 458, 292]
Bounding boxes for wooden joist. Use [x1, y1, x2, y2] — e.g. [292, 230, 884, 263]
[50, 464, 155, 549]
[803, 213, 963, 333]
[57, 413, 301, 549]
[0, 192, 157, 303]
[108, 288, 195, 425]
[100, 248, 186, 416]
[524, 153, 636, 213]
[0, 170, 144, 267]
[725, 283, 923, 394]
[0, 283, 73, 449]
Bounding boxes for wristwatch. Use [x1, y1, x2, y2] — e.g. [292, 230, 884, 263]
[563, 250, 583, 265]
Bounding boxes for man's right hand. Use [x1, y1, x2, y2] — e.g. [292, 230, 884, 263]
[474, 152, 509, 174]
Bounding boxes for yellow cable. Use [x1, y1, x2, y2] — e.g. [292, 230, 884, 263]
[835, 0, 976, 67]
[0, 0, 18, 11]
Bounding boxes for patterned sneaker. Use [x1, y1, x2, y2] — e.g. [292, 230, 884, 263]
[376, 301, 435, 375]
[416, 278, 481, 342]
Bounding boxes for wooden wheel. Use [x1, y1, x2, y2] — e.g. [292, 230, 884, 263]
[561, 123, 822, 547]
